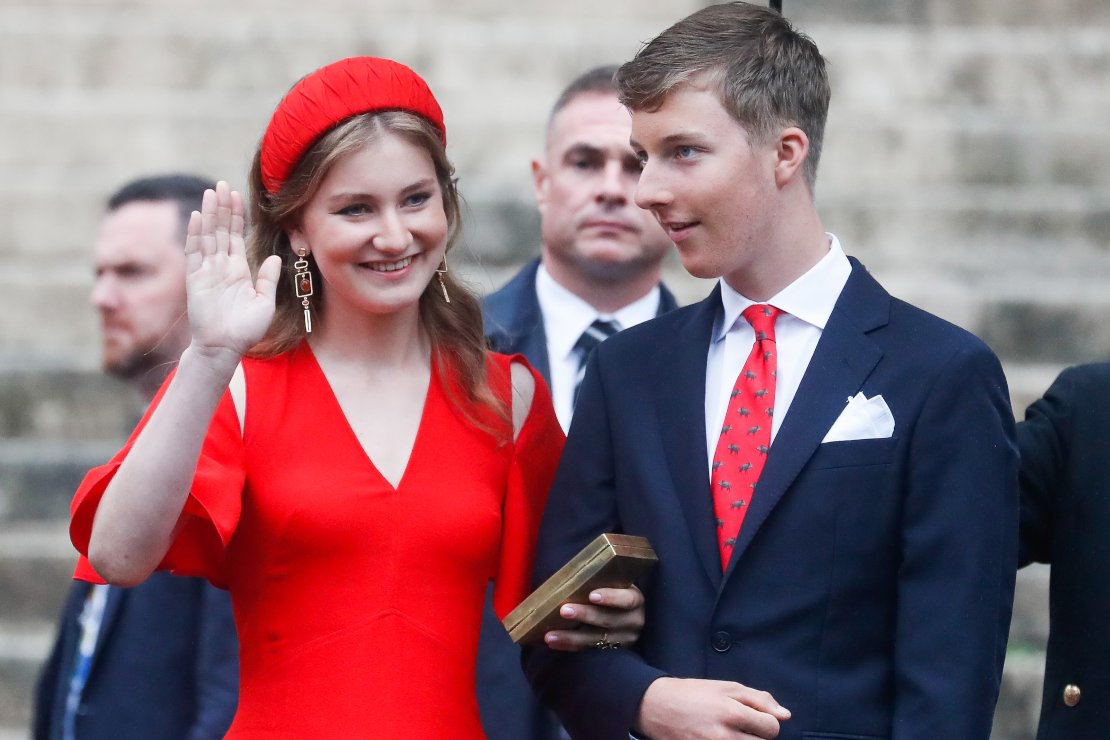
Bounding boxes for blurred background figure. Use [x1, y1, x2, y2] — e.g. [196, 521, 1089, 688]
[1017, 362, 1110, 740]
[477, 65, 676, 740]
[33, 174, 239, 740]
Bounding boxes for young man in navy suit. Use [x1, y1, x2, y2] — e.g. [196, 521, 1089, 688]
[524, 4, 1018, 739]
[34, 176, 238, 740]
[479, 66, 676, 740]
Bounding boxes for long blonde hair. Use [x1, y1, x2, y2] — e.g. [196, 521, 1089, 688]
[245, 111, 507, 433]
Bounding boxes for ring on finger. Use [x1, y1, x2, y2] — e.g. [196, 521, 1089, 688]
[594, 632, 620, 650]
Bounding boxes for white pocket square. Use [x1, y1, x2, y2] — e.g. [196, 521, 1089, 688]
[821, 392, 895, 443]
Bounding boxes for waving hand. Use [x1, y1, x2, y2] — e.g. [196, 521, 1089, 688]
[184, 181, 282, 357]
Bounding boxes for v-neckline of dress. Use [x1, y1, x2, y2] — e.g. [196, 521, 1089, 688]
[298, 341, 436, 492]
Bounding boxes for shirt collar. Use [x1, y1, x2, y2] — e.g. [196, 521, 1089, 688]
[714, 233, 851, 342]
[536, 262, 661, 361]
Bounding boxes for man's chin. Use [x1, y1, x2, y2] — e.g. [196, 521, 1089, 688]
[103, 351, 155, 382]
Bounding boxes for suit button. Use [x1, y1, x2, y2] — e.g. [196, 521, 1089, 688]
[711, 631, 732, 653]
[1063, 684, 1081, 707]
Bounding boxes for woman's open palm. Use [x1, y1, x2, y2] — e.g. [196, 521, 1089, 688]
[184, 182, 282, 356]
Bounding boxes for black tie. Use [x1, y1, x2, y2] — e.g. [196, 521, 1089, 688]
[573, 319, 620, 408]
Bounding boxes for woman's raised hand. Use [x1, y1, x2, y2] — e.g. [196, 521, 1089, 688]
[184, 182, 282, 358]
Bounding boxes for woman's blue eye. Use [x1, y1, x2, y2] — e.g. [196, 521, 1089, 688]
[405, 192, 431, 207]
[338, 204, 369, 216]
[676, 146, 697, 159]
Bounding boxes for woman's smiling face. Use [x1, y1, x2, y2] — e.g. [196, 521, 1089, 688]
[289, 130, 449, 319]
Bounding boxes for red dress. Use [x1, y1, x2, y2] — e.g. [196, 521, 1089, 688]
[70, 343, 564, 738]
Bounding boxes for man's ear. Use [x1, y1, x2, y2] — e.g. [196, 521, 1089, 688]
[773, 126, 810, 188]
[531, 157, 549, 214]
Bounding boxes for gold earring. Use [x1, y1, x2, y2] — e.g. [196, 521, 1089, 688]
[434, 257, 450, 304]
[294, 247, 314, 333]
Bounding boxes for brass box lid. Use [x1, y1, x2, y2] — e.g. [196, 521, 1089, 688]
[503, 533, 658, 645]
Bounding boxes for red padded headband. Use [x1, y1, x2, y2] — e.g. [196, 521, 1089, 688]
[260, 57, 446, 193]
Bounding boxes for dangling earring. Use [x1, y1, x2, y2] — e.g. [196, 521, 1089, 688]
[293, 247, 314, 333]
[435, 257, 451, 304]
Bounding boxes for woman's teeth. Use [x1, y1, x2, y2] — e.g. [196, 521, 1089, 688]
[368, 256, 413, 272]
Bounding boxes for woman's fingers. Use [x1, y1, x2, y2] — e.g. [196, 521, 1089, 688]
[229, 189, 247, 257]
[184, 210, 203, 273]
[255, 255, 283, 304]
[191, 182, 250, 266]
[214, 181, 233, 257]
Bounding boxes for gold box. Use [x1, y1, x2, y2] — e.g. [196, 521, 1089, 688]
[503, 533, 658, 645]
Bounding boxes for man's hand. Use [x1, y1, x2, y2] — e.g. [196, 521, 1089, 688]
[635, 677, 790, 739]
[543, 585, 644, 652]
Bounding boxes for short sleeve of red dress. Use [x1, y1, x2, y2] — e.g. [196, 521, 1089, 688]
[491, 356, 565, 620]
[69, 368, 245, 589]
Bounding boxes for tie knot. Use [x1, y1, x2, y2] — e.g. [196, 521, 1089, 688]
[742, 304, 782, 342]
[574, 318, 621, 357]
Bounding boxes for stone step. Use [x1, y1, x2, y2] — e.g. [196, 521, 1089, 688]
[819, 26, 1110, 115]
[0, 369, 136, 440]
[0, 524, 78, 624]
[0, 439, 120, 523]
[0, 621, 53, 735]
[1010, 564, 1050, 650]
[822, 118, 1110, 190]
[993, 650, 1046, 740]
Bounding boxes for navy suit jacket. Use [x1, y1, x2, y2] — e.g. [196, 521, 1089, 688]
[524, 259, 1018, 740]
[477, 258, 677, 740]
[34, 573, 238, 740]
[1018, 362, 1110, 740]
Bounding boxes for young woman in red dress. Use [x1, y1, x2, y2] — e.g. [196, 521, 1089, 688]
[69, 57, 642, 738]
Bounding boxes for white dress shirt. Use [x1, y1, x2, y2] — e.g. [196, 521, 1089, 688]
[704, 235, 852, 473]
[536, 263, 661, 433]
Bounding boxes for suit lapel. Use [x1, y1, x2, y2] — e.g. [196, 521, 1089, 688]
[482, 260, 552, 383]
[657, 283, 680, 316]
[657, 287, 724, 588]
[723, 263, 891, 576]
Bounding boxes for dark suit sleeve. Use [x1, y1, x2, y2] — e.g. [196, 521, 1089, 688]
[523, 354, 667, 740]
[1016, 367, 1075, 567]
[893, 343, 1018, 739]
[186, 584, 239, 740]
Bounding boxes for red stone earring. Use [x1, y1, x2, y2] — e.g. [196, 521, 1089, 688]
[294, 247, 314, 333]
[435, 257, 450, 304]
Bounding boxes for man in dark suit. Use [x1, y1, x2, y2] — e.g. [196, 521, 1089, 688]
[483, 64, 678, 433]
[34, 175, 238, 740]
[1018, 362, 1110, 739]
[523, 4, 1019, 739]
[478, 66, 677, 740]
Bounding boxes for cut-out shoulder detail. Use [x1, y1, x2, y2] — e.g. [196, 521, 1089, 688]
[229, 362, 246, 436]
[510, 360, 535, 442]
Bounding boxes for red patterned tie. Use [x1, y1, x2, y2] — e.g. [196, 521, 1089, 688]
[711, 304, 783, 570]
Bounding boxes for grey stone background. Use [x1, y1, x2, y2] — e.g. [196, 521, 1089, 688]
[2, 0, 1109, 737]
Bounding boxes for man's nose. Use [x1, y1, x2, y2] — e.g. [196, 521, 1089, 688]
[90, 275, 118, 309]
[634, 159, 671, 212]
[596, 160, 628, 206]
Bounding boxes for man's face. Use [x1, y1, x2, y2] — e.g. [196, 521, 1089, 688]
[534, 92, 672, 283]
[89, 201, 191, 379]
[631, 82, 779, 288]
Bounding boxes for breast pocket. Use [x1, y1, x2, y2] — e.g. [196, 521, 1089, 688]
[805, 436, 898, 470]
